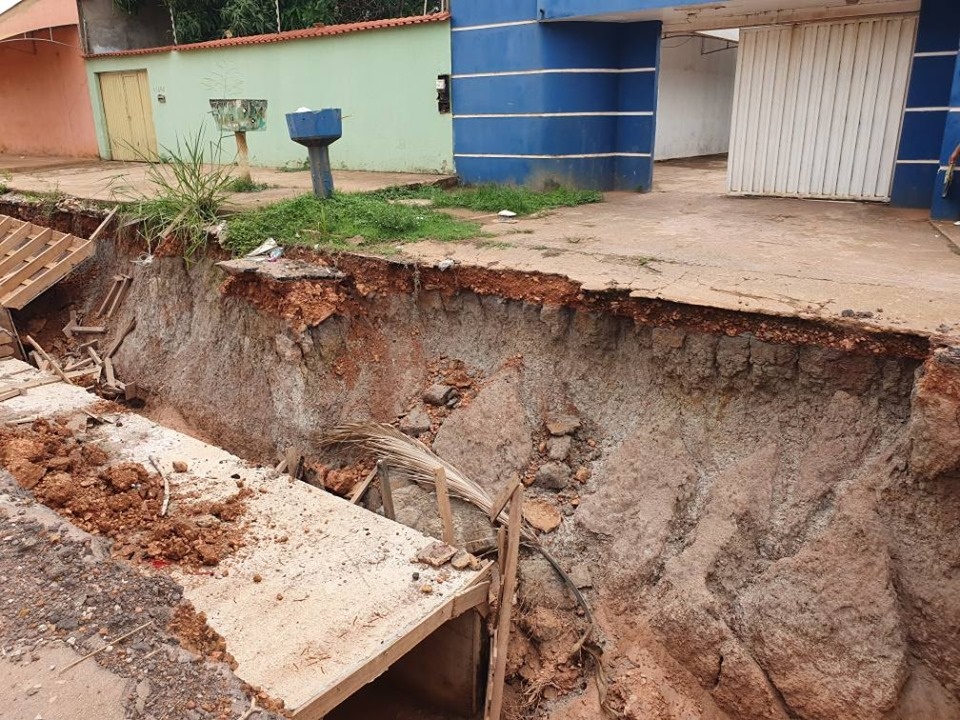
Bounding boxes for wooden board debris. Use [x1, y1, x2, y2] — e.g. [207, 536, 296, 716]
[0, 215, 95, 310]
[484, 485, 523, 720]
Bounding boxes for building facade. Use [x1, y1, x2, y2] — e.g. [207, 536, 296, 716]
[449, 0, 960, 219]
[0, 0, 99, 157]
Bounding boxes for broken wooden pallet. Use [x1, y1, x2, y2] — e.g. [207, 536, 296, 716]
[0, 215, 95, 310]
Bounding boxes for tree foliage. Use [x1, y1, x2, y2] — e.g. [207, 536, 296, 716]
[114, 0, 440, 43]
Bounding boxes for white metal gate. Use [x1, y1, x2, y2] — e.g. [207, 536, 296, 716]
[728, 15, 917, 201]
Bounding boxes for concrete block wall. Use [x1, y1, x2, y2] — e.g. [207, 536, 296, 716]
[450, 0, 661, 190]
[891, 0, 960, 216]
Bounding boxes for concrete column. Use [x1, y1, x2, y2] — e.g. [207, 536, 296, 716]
[890, 0, 960, 209]
[931, 50, 960, 219]
[450, 0, 661, 190]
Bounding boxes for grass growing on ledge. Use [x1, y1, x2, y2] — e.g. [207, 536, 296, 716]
[375, 184, 604, 215]
[224, 193, 482, 255]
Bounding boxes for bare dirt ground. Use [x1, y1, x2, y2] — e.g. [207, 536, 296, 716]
[0, 471, 282, 720]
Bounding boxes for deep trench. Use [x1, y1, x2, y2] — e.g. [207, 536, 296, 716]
[6, 201, 960, 720]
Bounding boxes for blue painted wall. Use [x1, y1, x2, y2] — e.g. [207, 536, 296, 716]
[450, 0, 661, 190]
[891, 0, 960, 213]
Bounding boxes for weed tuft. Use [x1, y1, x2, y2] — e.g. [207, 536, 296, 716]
[227, 176, 269, 193]
[119, 129, 235, 262]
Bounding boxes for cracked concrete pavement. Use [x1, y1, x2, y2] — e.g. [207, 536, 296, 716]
[402, 159, 960, 340]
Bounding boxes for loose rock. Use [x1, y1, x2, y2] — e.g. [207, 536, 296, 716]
[399, 407, 432, 436]
[423, 384, 456, 406]
[523, 499, 562, 533]
[545, 415, 581, 436]
[546, 435, 572, 461]
[536, 462, 571, 490]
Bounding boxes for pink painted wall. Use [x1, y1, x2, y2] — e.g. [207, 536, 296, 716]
[0, 25, 99, 157]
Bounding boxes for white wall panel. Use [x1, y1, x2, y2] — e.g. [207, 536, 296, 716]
[728, 15, 916, 201]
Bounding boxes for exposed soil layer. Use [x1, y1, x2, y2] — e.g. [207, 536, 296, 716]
[4, 203, 960, 720]
[0, 419, 249, 570]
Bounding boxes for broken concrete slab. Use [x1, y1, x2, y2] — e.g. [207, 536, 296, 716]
[216, 258, 345, 282]
[0, 358, 490, 720]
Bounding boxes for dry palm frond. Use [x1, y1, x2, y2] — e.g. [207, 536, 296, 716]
[320, 422, 535, 539]
[320, 422, 596, 649]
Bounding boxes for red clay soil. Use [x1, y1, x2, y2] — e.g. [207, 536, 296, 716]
[0, 418, 250, 570]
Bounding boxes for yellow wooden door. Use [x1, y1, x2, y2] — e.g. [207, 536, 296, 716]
[98, 70, 158, 161]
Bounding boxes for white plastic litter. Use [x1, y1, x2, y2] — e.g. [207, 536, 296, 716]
[245, 238, 278, 259]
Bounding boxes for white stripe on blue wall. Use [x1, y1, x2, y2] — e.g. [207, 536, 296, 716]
[904, 107, 951, 112]
[452, 20, 538, 32]
[454, 112, 654, 118]
[453, 68, 656, 79]
[455, 153, 652, 159]
[895, 159, 942, 164]
[913, 50, 960, 57]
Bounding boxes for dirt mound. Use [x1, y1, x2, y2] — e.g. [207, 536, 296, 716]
[0, 419, 249, 570]
[169, 603, 236, 668]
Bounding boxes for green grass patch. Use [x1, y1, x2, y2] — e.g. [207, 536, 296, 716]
[227, 176, 269, 193]
[375, 183, 603, 215]
[225, 193, 482, 255]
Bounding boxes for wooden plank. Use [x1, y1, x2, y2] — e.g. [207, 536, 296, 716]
[0, 221, 33, 257]
[294, 571, 492, 720]
[89, 207, 118, 243]
[379, 463, 395, 521]
[434, 467, 455, 546]
[0, 388, 22, 402]
[0, 231, 74, 294]
[104, 357, 117, 387]
[349, 467, 379, 505]
[95, 277, 123, 318]
[0, 217, 13, 237]
[104, 317, 136, 358]
[105, 276, 131, 319]
[3, 239, 94, 310]
[483, 486, 523, 720]
[23, 335, 72, 385]
[488, 473, 522, 524]
[0, 227, 52, 277]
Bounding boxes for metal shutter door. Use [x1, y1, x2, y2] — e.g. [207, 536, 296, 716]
[728, 15, 916, 201]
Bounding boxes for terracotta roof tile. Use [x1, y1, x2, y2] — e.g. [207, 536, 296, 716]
[86, 12, 449, 58]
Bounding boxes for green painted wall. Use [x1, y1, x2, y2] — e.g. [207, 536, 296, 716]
[85, 22, 453, 173]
